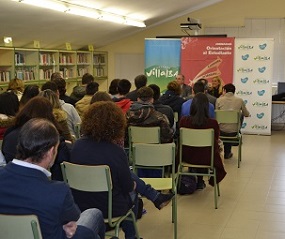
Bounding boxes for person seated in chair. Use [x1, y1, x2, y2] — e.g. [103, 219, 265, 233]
[0, 118, 105, 239]
[216, 83, 250, 159]
[180, 93, 227, 190]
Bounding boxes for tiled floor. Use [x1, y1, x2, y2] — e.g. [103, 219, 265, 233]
[135, 130, 285, 239]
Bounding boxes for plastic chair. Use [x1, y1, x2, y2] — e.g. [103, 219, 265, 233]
[178, 128, 220, 209]
[60, 162, 140, 239]
[0, 214, 42, 239]
[215, 110, 242, 168]
[128, 126, 160, 163]
[132, 142, 177, 239]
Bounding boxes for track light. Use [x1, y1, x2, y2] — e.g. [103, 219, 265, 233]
[13, 0, 146, 28]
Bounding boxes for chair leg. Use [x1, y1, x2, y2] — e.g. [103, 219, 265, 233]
[238, 143, 241, 168]
[130, 211, 140, 239]
[214, 171, 218, 209]
[173, 194, 177, 239]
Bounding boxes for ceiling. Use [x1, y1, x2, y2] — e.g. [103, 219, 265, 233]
[0, 0, 222, 50]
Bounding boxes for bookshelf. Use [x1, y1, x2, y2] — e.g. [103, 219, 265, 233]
[0, 48, 108, 92]
[76, 51, 92, 78]
[39, 49, 58, 80]
[93, 51, 108, 79]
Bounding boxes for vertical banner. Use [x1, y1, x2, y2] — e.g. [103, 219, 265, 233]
[180, 37, 234, 86]
[234, 38, 274, 135]
[145, 38, 181, 92]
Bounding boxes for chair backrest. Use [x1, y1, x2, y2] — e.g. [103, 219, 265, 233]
[133, 143, 175, 167]
[0, 214, 43, 239]
[61, 162, 112, 192]
[61, 162, 114, 221]
[128, 126, 160, 144]
[179, 128, 214, 168]
[215, 110, 241, 130]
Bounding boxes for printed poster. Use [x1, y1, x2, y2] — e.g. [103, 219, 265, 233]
[180, 37, 234, 87]
[145, 39, 181, 92]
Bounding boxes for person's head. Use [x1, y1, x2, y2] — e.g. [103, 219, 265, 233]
[223, 83, 236, 94]
[16, 118, 59, 166]
[211, 77, 222, 89]
[134, 74, 147, 89]
[50, 72, 63, 81]
[81, 101, 126, 142]
[41, 81, 58, 93]
[175, 74, 185, 86]
[90, 91, 112, 104]
[190, 93, 209, 126]
[148, 84, 161, 101]
[39, 89, 61, 109]
[197, 78, 209, 91]
[86, 82, 99, 96]
[82, 73, 94, 85]
[137, 86, 154, 103]
[167, 80, 181, 95]
[15, 96, 59, 130]
[108, 79, 120, 95]
[0, 91, 19, 116]
[51, 78, 66, 97]
[19, 85, 40, 107]
[117, 79, 131, 95]
[8, 78, 24, 93]
[193, 81, 206, 94]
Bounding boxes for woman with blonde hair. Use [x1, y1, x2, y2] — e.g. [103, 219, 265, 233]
[39, 89, 73, 142]
[208, 76, 223, 98]
[7, 78, 25, 100]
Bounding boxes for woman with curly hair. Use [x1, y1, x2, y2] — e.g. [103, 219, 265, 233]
[70, 101, 174, 239]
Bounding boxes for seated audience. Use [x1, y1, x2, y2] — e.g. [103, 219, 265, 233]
[70, 73, 94, 102]
[108, 78, 120, 99]
[127, 86, 174, 144]
[197, 78, 217, 105]
[2, 96, 70, 181]
[51, 76, 77, 106]
[216, 83, 250, 159]
[113, 79, 132, 114]
[75, 82, 99, 117]
[148, 84, 175, 128]
[159, 80, 185, 117]
[19, 85, 39, 110]
[181, 81, 215, 118]
[7, 78, 25, 100]
[41, 81, 81, 140]
[39, 89, 73, 142]
[0, 92, 19, 140]
[71, 101, 174, 239]
[126, 74, 147, 101]
[0, 118, 105, 239]
[179, 93, 227, 189]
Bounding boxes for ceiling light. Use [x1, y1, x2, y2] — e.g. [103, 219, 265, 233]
[13, 0, 146, 27]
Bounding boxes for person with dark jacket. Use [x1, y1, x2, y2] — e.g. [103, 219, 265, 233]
[70, 73, 95, 102]
[159, 80, 185, 118]
[126, 74, 147, 101]
[127, 86, 174, 143]
[113, 79, 132, 114]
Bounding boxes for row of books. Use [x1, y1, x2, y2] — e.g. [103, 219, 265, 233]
[77, 68, 89, 77]
[59, 68, 74, 78]
[77, 53, 89, 64]
[59, 54, 73, 64]
[16, 70, 35, 81]
[94, 66, 104, 77]
[39, 69, 54, 80]
[93, 55, 105, 64]
[39, 53, 56, 65]
[0, 71, 10, 82]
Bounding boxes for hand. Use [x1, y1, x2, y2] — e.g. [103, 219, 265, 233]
[63, 221, 77, 238]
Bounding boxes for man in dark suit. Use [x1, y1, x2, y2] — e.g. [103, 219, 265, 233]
[0, 118, 105, 239]
[176, 74, 192, 99]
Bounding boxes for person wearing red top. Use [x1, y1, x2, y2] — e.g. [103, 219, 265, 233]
[179, 93, 227, 189]
[113, 79, 132, 114]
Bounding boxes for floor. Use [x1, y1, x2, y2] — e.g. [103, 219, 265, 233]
[133, 130, 285, 239]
